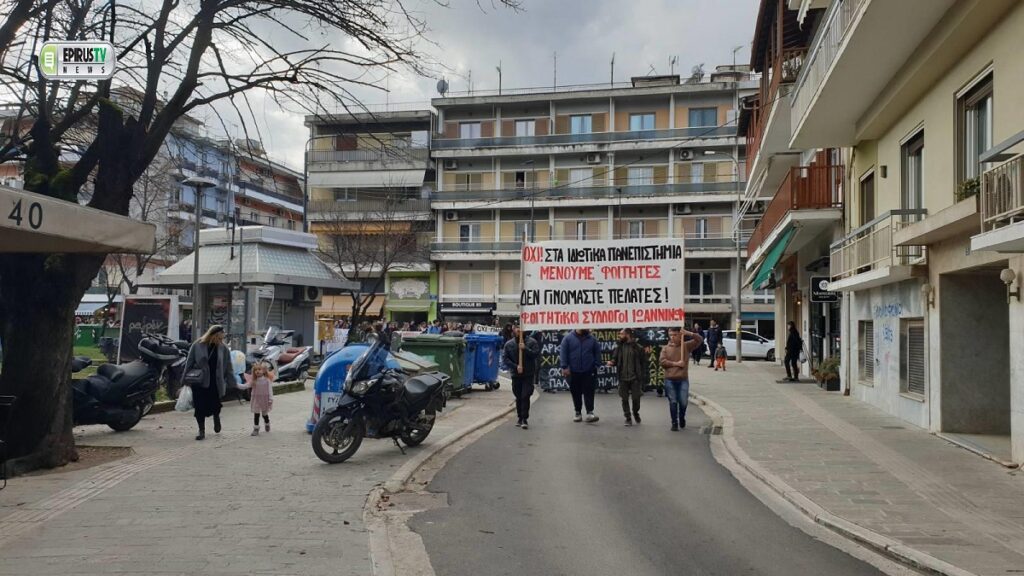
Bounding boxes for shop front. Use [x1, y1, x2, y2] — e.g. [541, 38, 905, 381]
[438, 300, 496, 325]
[385, 271, 437, 324]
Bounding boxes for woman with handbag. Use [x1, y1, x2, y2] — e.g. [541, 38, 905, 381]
[184, 325, 236, 440]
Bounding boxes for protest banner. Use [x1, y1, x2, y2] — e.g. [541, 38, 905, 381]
[519, 239, 686, 330]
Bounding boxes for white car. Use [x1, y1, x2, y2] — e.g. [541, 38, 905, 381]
[719, 330, 776, 361]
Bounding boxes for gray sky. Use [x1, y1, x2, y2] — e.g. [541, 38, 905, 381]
[241, 0, 759, 169]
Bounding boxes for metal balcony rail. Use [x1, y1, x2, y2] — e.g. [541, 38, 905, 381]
[432, 126, 737, 149]
[430, 233, 746, 253]
[307, 148, 430, 164]
[748, 48, 807, 168]
[308, 197, 432, 217]
[830, 209, 927, 281]
[433, 181, 744, 201]
[791, 0, 867, 135]
[981, 152, 1024, 231]
[232, 178, 303, 206]
[747, 165, 844, 253]
[431, 241, 523, 252]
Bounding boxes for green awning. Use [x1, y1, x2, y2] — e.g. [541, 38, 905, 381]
[749, 228, 797, 290]
[386, 299, 432, 312]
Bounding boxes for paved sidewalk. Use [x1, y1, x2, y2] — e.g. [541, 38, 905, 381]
[0, 382, 513, 576]
[690, 363, 1024, 576]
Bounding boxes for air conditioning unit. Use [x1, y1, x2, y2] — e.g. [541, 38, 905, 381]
[673, 204, 693, 215]
[444, 210, 459, 222]
[678, 149, 694, 161]
[585, 153, 602, 165]
[300, 286, 322, 303]
[443, 159, 458, 170]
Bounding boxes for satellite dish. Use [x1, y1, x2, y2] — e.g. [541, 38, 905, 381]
[436, 78, 449, 96]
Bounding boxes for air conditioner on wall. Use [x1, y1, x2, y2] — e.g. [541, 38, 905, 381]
[585, 153, 602, 165]
[444, 210, 459, 221]
[300, 286, 322, 303]
[678, 149, 694, 161]
[673, 204, 693, 215]
[443, 159, 458, 170]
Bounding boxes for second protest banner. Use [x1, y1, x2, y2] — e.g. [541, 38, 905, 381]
[519, 238, 686, 331]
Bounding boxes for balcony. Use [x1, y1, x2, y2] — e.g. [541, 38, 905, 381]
[430, 233, 744, 261]
[432, 126, 737, 151]
[747, 165, 844, 257]
[971, 152, 1024, 253]
[829, 210, 927, 292]
[432, 181, 744, 205]
[308, 198, 432, 221]
[232, 178, 303, 211]
[746, 48, 806, 171]
[307, 147, 430, 171]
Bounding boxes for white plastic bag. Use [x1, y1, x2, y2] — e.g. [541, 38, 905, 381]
[799, 350, 808, 364]
[175, 385, 194, 412]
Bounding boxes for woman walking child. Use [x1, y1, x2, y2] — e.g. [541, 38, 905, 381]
[249, 362, 274, 436]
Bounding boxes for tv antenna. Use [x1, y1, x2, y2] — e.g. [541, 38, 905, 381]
[669, 56, 678, 76]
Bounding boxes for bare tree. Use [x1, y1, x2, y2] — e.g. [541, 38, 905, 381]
[113, 152, 180, 295]
[316, 188, 430, 323]
[0, 0, 519, 471]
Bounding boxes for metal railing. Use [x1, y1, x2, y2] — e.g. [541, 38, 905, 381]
[232, 178, 303, 206]
[980, 153, 1024, 231]
[308, 197, 432, 218]
[307, 148, 430, 164]
[748, 47, 807, 168]
[747, 165, 844, 253]
[790, 0, 867, 136]
[431, 241, 523, 253]
[433, 181, 744, 202]
[430, 232, 746, 253]
[432, 126, 737, 149]
[830, 209, 927, 281]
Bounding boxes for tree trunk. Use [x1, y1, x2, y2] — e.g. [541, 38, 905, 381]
[0, 252, 102, 470]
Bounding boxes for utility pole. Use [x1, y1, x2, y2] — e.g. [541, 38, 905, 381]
[733, 45, 744, 363]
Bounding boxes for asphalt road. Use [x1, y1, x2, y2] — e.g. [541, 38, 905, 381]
[409, 390, 886, 576]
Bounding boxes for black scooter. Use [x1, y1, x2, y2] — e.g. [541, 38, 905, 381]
[71, 334, 185, 431]
[311, 336, 449, 464]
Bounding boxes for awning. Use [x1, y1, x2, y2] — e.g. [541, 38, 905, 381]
[494, 301, 520, 317]
[748, 228, 796, 290]
[146, 243, 353, 289]
[317, 294, 384, 317]
[741, 312, 775, 320]
[386, 299, 432, 312]
[75, 301, 110, 316]
[307, 169, 426, 189]
[1, 186, 156, 253]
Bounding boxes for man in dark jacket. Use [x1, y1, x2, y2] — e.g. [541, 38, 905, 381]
[503, 325, 540, 429]
[559, 329, 602, 423]
[705, 320, 723, 369]
[607, 328, 647, 426]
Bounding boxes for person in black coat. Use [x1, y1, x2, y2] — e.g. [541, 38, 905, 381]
[784, 321, 803, 382]
[705, 320, 723, 369]
[503, 325, 540, 429]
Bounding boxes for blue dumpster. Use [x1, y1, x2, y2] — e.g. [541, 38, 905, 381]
[468, 333, 503, 390]
[462, 337, 477, 392]
[306, 344, 399, 432]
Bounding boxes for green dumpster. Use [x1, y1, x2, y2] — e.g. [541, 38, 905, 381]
[399, 334, 470, 396]
[390, 349, 440, 375]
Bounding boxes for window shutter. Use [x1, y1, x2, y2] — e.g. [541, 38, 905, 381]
[535, 118, 549, 136]
[592, 113, 607, 133]
[481, 121, 494, 138]
[653, 165, 668, 185]
[861, 321, 874, 381]
[555, 116, 569, 134]
[677, 163, 691, 182]
[907, 323, 925, 396]
[502, 120, 514, 137]
[444, 122, 458, 139]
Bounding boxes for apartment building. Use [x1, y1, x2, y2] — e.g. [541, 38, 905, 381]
[304, 109, 436, 323]
[430, 71, 775, 335]
[790, 0, 1023, 465]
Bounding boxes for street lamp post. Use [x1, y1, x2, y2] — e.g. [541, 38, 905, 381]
[703, 150, 743, 363]
[184, 176, 218, 338]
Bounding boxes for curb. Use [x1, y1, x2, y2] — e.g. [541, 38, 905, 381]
[690, 391, 978, 576]
[149, 379, 307, 415]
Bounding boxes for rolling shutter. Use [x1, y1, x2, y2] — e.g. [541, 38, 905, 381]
[902, 320, 925, 396]
[860, 321, 874, 381]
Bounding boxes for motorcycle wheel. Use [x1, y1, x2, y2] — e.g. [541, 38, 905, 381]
[400, 407, 437, 447]
[312, 412, 364, 464]
[108, 404, 143, 432]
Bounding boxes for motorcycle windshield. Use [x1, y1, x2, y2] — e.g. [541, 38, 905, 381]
[347, 337, 387, 384]
[263, 326, 281, 344]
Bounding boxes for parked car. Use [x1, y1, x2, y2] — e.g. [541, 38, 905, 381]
[720, 330, 775, 361]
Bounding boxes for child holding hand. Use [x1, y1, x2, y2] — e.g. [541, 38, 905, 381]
[715, 343, 727, 371]
[249, 362, 274, 435]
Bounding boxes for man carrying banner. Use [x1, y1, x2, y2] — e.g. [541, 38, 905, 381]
[559, 329, 602, 423]
[503, 325, 539, 429]
[607, 328, 647, 426]
[659, 326, 704, 431]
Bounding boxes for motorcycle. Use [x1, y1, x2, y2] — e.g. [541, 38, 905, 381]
[311, 335, 449, 464]
[71, 333, 184, 431]
[249, 327, 312, 382]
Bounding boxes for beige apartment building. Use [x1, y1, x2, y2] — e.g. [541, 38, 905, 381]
[430, 71, 776, 338]
[788, 0, 1024, 465]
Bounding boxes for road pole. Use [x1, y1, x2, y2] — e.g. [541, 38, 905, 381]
[192, 187, 203, 336]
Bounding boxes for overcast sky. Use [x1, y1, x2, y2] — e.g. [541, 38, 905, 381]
[230, 0, 759, 169]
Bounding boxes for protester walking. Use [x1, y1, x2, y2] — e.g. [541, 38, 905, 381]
[659, 326, 704, 431]
[607, 328, 647, 426]
[690, 322, 705, 365]
[248, 362, 274, 436]
[559, 329, 602, 423]
[784, 321, 803, 382]
[706, 320, 723, 369]
[503, 325, 539, 429]
[184, 325, 236, 441]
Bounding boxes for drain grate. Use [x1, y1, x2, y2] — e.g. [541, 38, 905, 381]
[701, 425, 723, 436]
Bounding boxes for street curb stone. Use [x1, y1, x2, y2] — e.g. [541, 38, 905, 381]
[690, 391, 979, 576]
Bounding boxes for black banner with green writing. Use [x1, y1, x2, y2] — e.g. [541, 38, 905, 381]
[535, 328, 672, 392]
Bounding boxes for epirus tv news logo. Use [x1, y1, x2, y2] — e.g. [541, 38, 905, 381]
[38, 41, 116, 81]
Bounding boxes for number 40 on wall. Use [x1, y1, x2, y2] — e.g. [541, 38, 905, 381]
[7, 198, 43, 229]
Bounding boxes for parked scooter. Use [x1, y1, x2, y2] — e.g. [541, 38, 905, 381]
[71, 334, 184, 431]
[249, 327, 312, 382]
[311, 334, 449, 464]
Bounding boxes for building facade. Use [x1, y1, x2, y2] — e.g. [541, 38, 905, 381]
[430, 71, 775, 335]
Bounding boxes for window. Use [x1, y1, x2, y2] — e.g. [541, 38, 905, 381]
[858, 321, 874, 382]
[216, 198, 227, 215]
[569, 168, 591, 188]
[629, 113, 655, 131]
[515, 120, 535, 137]
[268, 216, 276, 227]
[741, 332, 761, 342]
[690, 162, 705, 184]
[514, 221, 534, 242]
[459, 122, 481, 139]
[958, 74, 993, 183]
[860, 171, 875, 225]
[459, 223, 481, 243]
[627, 221, 645, 239]
[458, 273, 484, 294]
[688, 272, 714, 296]
[288, 220, 296, 230]
[570, 115, 593, 135]
[250, 210, 258, 222]
[575, 221, 588, 240]
[901, 131, 924, 222]
[514, 171, 527, 189]
[900, 319, 926, 396]
[334, 188, 356, 202]
[695, 218, 708, 238]
[627, 166, 654, 186]
[688, 107, 717, 127]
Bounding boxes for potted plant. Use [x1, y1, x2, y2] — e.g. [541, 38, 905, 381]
[956, 177, 980, 202]
[813, 356, 841, 392]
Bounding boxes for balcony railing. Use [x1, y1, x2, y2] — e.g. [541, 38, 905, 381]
[791, 0, 867, 135]
[308, 198, 432, 219]
[307, 148, 429, 164]
[980, 153, 1024, 232]
[232, 178, 303, 206]
[432, 241, 523, 253]
[433, 126, 737, 150]
[748, 47, 807, 168]
[830, 210, 927, 281]
[434, 181, 744, 202]
[430, 233, 745, 254]
[747, 165, 844, 254]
